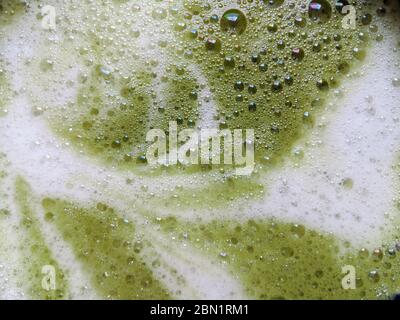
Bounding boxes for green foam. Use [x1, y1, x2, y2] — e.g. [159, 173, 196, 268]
[51, 63, 202, 171]
[42, 199, 171, 299]
[0, 67, 10, 117]
[15, 177, 68, 300]
[0, 0, 26, 26]
[151, 177, 264, 211]
[46, 0, 372, 172]
[156, 217, 400, 300]
[7, 0, 399, 300]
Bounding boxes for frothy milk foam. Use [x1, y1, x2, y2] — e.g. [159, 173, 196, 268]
[0, 0, 399, 299]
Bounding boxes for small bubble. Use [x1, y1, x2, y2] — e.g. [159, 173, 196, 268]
[313, 42, 322, 52]
[205, 38, 221, 52]
[392, 78, 400, 87]
[224, 57, 235, 69]
[97, 65, 112, 80]
[187, 29, 198, 39]
[174, 22, 187, 32]
[291, 48, 304, 61]
[132, 4, 141, 12]
[368, 270, 380, 283]
[361, 13, 372, 25]
[335, 0, 349, 13]
[291, 146, 304, 159]
[352, 48, 365, 60]
[284, 74, 294, 85]
[372, 248, 383, 261]
[387, 248, 396, 258]
[376, 7, 386, 17]
[40, 59, 54, 72]
[251, 54, 261, 64]
[267, 23, 278, 32]
[220, 9, 247, 35]
[277, 40, 285, 49]
[152, 8, 167, 20]
[248, 102, 257, 112]
[234, 81, 245, 91]
[272, 80, 283, 92]
[308, 0, 332, 23]
[338, 62, 350, 74]
[264, 0, 285, 7]
[210, 14, 219, 23]
[294, 16, 306, 27]
[316, 79, 329, 91]
[248, 84, 257, 94]
[281, 247, 294, 257]
[259, 63, 268, 72]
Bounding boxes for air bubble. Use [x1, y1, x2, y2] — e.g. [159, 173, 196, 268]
[259, 63, 268, 72]
[316, 79, 329, 91]
[335, 0, 349, 13]
[152, 8, 167, 20]
[205, 38, 221, 52]
[224, 57, 235, 69]
[392, 78, 400, 87]
[291, 48, 304, 61]
[361, 13, 372, 25]
[263, 0, 284, 7]
[308, 0, 332, 23]
[220, 9, 247, 35]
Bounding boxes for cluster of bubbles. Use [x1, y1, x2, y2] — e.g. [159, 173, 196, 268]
[156, 216, 400, 299]
[35, 0, 391, 171]
[2, 0, 400, 300]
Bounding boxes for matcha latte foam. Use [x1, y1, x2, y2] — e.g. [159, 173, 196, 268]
[0, 0, 400, 300]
